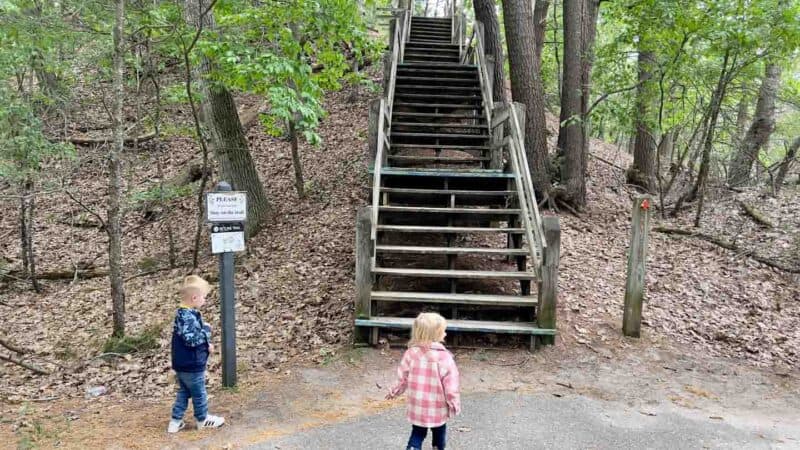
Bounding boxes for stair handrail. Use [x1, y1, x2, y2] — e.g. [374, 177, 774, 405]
[371, 98, 389, 246]
[461, 20, 493, 132]
[507, 107, 546, 269]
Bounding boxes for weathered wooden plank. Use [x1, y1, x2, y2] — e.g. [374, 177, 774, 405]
[376, 245, 527, 256]
[537, 216, 560, 346]
[367, 99, 381, 168]
[373, 267, 537, 280]
[623, 195, 652, 338]
[380, 187, 514, 196]
[378, 168, 514, 177]
[379, 206, 521, 214]
[355, 317, 556, 335]
[354, 207, 374, 344]
[370, 291, 537, 306]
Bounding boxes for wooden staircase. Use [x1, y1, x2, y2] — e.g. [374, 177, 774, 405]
[356, 3, 557, 347]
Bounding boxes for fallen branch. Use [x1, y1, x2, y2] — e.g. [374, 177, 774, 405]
[65, 131, 157, 146]
[1, 268, 108, 281]
[653, 226, 800, 274]
[589, 152, 626, 171]
[0, 336, 28, 355]
[737, 200, 774, 228]
[0, 353, 51, 375]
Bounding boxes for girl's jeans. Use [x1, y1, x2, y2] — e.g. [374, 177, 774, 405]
[171, 371, 208, 421]
[407, 424, 446, 449]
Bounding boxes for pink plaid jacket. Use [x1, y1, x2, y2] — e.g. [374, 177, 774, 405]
[389, 343, 461, 427]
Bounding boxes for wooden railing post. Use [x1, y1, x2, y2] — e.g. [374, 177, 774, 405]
[623, 195, 652, 338]
[355, 206, 374, 343]
[537, 216, 560, 346]
[367, 99, 381, 168]
[490, 102, 508, 170]
[485, 54, 495, 99]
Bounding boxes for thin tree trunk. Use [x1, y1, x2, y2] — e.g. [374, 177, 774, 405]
[681, 50, 731, 226]
[473, 0, 507, 103]
[578, 0, 599, 205]
[774, 137, 799, 194]
[552, 0, 561, 100]
[19, 186, 29, 278]
[556, 0, 590, 208]
[728, 63, 781, 187]
[109, 0, 127, 338]
[24, 181, 40, 293]
[185, 0, 270, 238]
[533, 1, 550, 68]
[733, 92, 749, 151]
[628, 50, 658, 192]
[288, 120, 306, 198]
[502, 0, 550, 195]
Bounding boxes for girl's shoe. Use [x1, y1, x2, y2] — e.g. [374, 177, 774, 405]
[197, 414, 225, 429]
[167, 419, 185, 433]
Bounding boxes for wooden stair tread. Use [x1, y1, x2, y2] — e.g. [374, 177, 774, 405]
[356, 317, 555, 335]
[399, 62, 477, 69]
[395, 85, 481, 91]
[377, 225, 524, 233]
[404, 42, 460, 48]
[396, 76, 478, 83]
[390, 143, 490, 149]
[378, 168, 514, 177]
[376, 246, 528, 256]
[395, 93, 479, 99]
[380, 187, 515, 196]
[387, 155, 489, 163]
[394, 102, 483, 109]
[380, 206, 521, 214]
[392, 122, 487, 128]
[391, 132, 487, 139]
[370, 291, 536, 306]
[373, 267, 537, 280]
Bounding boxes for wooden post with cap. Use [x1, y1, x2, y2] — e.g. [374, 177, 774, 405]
[623, 195, 652, 337]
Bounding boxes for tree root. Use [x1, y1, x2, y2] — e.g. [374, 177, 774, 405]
[653, 226, 799, 273]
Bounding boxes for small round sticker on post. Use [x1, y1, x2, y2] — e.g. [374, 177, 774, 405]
[641, 198, 650, 210]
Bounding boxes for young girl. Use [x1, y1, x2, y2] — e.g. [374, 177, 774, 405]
[386, 312, 461, 450]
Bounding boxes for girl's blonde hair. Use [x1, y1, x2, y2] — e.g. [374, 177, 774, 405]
[408, 312, 447, 347]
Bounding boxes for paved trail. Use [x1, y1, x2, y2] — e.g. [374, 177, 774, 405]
[249, 391, 789, 449]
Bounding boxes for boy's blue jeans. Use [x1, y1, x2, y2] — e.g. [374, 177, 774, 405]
[407, 424, 446, 449]
[171, 371, 208, 421]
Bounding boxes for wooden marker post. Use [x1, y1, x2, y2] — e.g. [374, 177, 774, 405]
[623, 195, 652, 338]
[537, 216, 560, 346]
[355, 207, 374, 343]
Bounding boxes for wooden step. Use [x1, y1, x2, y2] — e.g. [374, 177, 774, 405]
[375, 246, 528, 256]
[373, 267, 536, 280]
[399, 62, 476, 69]
[378, 168, 513, 177]
[380, 187, 515, 197]
[392, 112, 485, 119]
[388, 155, 489, 163]
[395, 84, 480, 92]
[401, 46, 458, 53]
[396, 76, 478, 84]
[380, 206, 521, 214]
[390, 143, 490, 150]
[407, 39, 463, 46]
[396, 92, 480, 99]
[356, 317, 555, 335]
[377, 225, 524, 234]
[370, 291, 536, 306]
[404, 53, 459, 61]
[394, 102, 483, 109]
[392, 122, 487, 129]
[405, 42, 460, 48]
[391, 132, 487, 139]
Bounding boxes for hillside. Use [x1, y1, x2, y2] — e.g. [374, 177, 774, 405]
[1, 71, 799, 407]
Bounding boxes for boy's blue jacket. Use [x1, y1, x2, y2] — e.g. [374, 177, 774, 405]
[171, 306, 211, 373]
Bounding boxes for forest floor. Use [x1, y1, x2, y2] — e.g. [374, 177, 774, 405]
[1, 69, 799, 448]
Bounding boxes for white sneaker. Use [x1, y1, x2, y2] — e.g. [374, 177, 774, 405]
[167, 419, 185, 433]
[196, 414, 225, 429]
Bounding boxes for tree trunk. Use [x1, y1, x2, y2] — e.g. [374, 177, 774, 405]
[185, 0, 270, 237]
[556, 0, 595, 208]
[502, 0, 550, 195]
[578, 0, 599, 202]
[288, 120, 306, 198]
[733, 93, 749, 150]
[24, 181, 40, 293]
[728, 63, 781, 187]
[533, 1, 550, 68]
[627, 50, 658, 192]
[774, 136, 799, 194]
[474, 0, 507, 103]
[109, 0, 127, 338]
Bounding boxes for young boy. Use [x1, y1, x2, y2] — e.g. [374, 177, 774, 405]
[167, 275, 225, 433]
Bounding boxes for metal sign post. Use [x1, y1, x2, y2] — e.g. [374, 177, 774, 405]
[207, 181, 246, 388]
